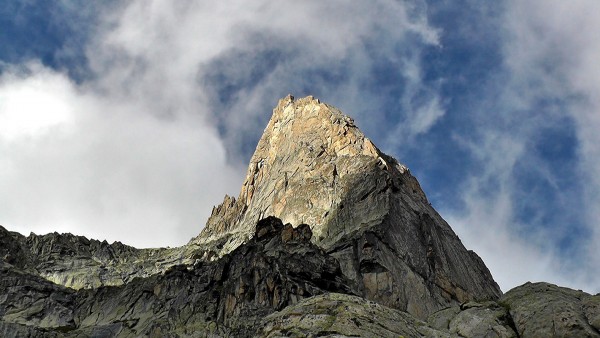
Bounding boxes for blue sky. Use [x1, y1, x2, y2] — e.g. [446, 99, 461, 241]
[1, 1, 599, 293]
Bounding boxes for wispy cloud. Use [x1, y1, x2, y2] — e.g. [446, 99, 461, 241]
[446, 129, 594, 292]
[443, 0, 600, 293]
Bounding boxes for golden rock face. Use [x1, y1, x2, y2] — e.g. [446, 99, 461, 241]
[195, 95, 401, 251]
[193, 95, 502, 319]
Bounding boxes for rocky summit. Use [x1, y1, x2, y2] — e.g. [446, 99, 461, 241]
[1, 95, 599, 337]
[194, 95, 501, 317]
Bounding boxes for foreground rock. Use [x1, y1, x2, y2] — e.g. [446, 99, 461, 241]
[501, 282, 600, 337]
[427, 301, 518, 337]
[260, 293, 448, 337]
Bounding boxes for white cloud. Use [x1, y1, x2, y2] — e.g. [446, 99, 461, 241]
[448, 193, 551, 291]
[0, 62, 243, 247]
[504, 0, 600, 292]
[0, 63, 76, 141]
[383, 55, 445, 149]
[446, 132, 595, 292]
[175, 0, 443, 155]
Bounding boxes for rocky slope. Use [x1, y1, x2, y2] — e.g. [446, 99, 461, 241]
[3, 217, 599, 337]
[1, 217, 355, 337]
[1, 95, 599, 337]
[0, 225, 197, 290]
[501, 282, 600, 337]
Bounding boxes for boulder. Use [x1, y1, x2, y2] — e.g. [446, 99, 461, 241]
[501, 282, 600, 337]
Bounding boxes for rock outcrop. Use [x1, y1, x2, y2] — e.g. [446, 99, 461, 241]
[193, 95, 501, 318]
[1, 217, 355, 337]
[260, 293, 448, 337]
[427, 301, 518, 337]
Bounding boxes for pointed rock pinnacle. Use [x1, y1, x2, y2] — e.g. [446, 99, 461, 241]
[194, 95, 424, 250]
[192, 95, 501, 318]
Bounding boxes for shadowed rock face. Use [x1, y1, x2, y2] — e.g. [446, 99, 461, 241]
[193, 95, 501, 317]
[0, 217, 355, 337]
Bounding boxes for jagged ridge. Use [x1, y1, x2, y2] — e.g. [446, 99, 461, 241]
[0, 225, 194, 290]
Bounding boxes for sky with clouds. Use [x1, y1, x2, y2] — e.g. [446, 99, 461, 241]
[1, 1, 599, 293]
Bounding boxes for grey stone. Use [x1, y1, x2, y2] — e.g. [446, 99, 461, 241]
[259, 292, 451, 338]
[584, 294, 600, 331]
[448, 302, 517, 338]
[1, 217, 355, 337]
[501, 282, 600, 337]
[0, 224, 201, 290]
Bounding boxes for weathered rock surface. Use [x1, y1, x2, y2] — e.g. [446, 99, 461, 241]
[0, 260, 75, 336]
[0, 225, 198, 290]
[427, 301, 518, 337]
[500, 282, 600, 337]
[260, 292, 449, 338]
[193, 95, 501, 318]
[1, 217, 355, 337]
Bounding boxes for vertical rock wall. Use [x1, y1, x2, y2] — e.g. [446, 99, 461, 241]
[193, 95, 502, 318]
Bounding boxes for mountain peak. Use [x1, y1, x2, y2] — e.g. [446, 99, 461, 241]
[194, 95, 413, 250]
[266, 94, 382, 160]
[1, 95, 593, 336]
[0, 95, 508, 335]
[192, 95, 500, 317]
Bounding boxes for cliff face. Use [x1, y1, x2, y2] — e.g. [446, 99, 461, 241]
[1, 95, 598, 337]
[193, 95, 501, 317]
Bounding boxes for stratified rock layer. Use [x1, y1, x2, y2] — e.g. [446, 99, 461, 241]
[193, 95, 501, 317]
